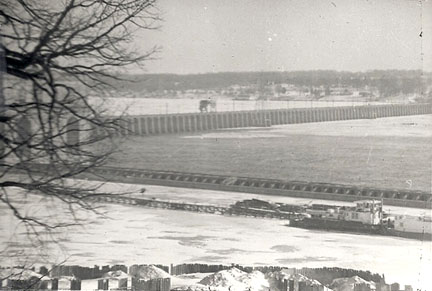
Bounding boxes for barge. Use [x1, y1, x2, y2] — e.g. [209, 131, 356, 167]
[231, 199, 432, 241]
[90, 194, 431, 241]
[286, 200, 432, 241]
[288, 217, 432, 241]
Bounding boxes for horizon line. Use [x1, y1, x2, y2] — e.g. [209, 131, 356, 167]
[124, 69, 432, 76]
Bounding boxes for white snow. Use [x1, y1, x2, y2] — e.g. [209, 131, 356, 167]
[330, 276, 376, 291]
[88, 97, 382, 116]
[184, 115, 432, 139]
[1, 189, 431, 291]
[132, 265, 171, 280]
[103, 270, 129, 279]
[199, 268, 269, 291]
[281, 272, 322, 286]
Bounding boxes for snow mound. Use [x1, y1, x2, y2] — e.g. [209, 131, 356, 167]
[171, 272, 212, 289]
[171, 284, 207, 291]
[267, 270, 322, 286]
[133, 265, 171, 280]
[330, 276, 376, 291]
[199, 268, 268, 291]
[285, 273, 322, 286]
[103, 270, 129, 279]
[266, 270, 325, 291]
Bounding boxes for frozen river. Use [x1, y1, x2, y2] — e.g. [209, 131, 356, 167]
[92, 181, 432, 217]
[1, 185, 431, 290]
[88, 97, 390, 116]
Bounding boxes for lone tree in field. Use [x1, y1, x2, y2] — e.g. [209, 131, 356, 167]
[0, 0, 160, 258]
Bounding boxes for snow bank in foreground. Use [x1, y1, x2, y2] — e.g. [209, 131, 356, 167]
[198, 268, 269, 291]
[103, 270, 129, 279]
[131, 265, 171, 280]
[330, 276, 376, 291]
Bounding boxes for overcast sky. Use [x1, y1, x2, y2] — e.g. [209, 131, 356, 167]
[138, 0, 432, 74]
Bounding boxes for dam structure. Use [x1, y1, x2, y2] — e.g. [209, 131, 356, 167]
[19, 103, 429, 208]
[111, 103, 432, 136]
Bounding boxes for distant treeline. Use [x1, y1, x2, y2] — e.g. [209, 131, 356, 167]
[112, 70, 432, 96]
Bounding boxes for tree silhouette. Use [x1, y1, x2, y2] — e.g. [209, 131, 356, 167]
[0, 0, 160, 262]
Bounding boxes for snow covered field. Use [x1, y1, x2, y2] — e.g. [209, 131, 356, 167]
[1, 187, 431, 290]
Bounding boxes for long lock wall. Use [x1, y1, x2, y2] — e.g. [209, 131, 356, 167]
[112, 104, 431, 136]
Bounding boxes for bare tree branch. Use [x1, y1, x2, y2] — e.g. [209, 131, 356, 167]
[0, 0, 160, 260]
